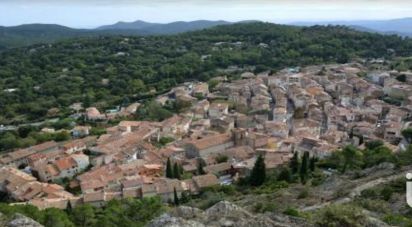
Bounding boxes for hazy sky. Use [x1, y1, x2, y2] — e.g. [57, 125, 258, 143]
[1, 0, 412, 28]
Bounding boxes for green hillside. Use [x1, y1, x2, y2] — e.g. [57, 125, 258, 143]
[0, 22, 411, 124]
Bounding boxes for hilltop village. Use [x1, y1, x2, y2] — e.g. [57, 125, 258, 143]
[0, 61, 412, 210]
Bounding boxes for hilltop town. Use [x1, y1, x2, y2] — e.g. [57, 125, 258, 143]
[0, 60, 411, 211]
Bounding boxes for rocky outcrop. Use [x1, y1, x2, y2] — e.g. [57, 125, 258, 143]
[3, 213, 43, 227]
[148, 201, 295, 227]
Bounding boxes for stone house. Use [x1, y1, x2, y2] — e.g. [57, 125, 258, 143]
[184, 133, 234, 159]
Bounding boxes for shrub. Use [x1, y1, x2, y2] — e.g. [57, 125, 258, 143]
[215, 154, 229, 163]
[314, 204, 367, 227]
[380, 186, 394, 201]
[383, 214, 412, 226]
[283, 208, 301, 217]
[297, 189, 310, 199]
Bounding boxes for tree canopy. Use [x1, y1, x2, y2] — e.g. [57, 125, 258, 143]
[1, 22, 411, 124]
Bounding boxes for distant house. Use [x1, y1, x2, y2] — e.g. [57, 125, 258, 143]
[211, 117, 234, 133]
[0, 167, 74, 207]
[209, 102, 229, 119]
[192, 100, 210, 119]
[204, 162, 233, 177]
[154, 178, 184, 202]
[192, 83, 209, 98]
[161, 115, 191, 139]
[184, 133, 234, 159]
[35, 154, 89, 182]
[191, 174, 219, 194]
[0, 141, 59, 167]
[85, 107, 106, 121]
[71, 126, 91, 138]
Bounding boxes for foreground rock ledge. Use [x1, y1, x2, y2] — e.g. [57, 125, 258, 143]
[148, 201, 294, 227]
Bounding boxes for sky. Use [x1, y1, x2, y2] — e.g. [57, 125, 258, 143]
[1, 0, 412, 28]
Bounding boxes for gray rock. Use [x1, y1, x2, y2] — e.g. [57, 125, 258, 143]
[6, 213, 43, 227]
[170, 206, 203, 219]
[147, 213, 205, 227]
[149, 201, 300, 227]
[205, 201, 252, 219]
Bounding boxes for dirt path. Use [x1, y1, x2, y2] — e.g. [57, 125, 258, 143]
[301, 168, 412, 212]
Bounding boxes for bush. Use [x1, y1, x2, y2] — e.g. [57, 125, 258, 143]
[253, 202, 277, 213]
[380, 186, 394, 201]
[297, 189, 310, 199]
[90, 127, 106, 136]
[277, 167, 292, 183]
[283, 208, 302, 217]
[159, 137, 174, 146]
[314, 204, 367, 227]
[310, 169, 326, 186]
[383, 214, 412, 226]
[360, 188, 379, 199]
[215, 154, 229, 163]
[356, 199, 389, 214]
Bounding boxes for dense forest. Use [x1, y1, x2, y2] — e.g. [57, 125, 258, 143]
[1, 22, 412, 124]
[0, 197, 164, 227]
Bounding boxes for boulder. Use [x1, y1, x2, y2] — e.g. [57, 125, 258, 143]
[6, 213, 43, 227]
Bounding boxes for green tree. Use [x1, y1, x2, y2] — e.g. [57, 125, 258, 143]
[54, 131, 71, 142]
[173, 187, 180, 206]
[342, 145, 363, 173]
[300, 152, 309, 184]
[363, 145, 395, 168]
[166, 158, 174, 178]
[309, 156, 317, 172]
[277, 167, 292, 183]
[70, 204, 96, 227]
[365, 140, 384, 150]
[197, 159, 206, 175]
[43, 208, 74, 227]
[402, 128, 412, 143]
[289, 152, 300, 174]
[250, 154, 266, 186]
[173, 163, 181, 180]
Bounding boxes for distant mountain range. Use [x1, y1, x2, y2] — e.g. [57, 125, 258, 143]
[291, 18, 412, 37]
[1, 18, 412, 50]
[0, 20, 233, 49]
[96, 20, 232, 34]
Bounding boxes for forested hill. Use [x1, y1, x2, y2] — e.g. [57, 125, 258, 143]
[0, 20, 232, 49]
[0, 22, 411, 124]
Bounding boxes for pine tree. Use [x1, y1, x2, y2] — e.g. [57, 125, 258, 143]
[290, 152, 300, 174]
[180, 191, 190, 203]
[250, 154, 266, 186]
[173, 162, 181, 179]
[166, 158, 174, 178]
[173, 187, 179, 206]
[197, 159, 205, 175]
[278, 167, 292, 183]
[300, 152, 309, 184]
[309, 156, 317, 172]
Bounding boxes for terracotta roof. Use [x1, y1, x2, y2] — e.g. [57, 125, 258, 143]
[118, 121, 142, 127]
[161, 115, 183, 128]
[204, 162, 232, 174]
[193, 174, 219, 189]
[222, 146, 254, 160]
[83, 191, 104, 203]
[55, 157, 77, 171]
[122, 177, 143, 188]
[155, 178, 183, 194]
[188, 133, 232, 150]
